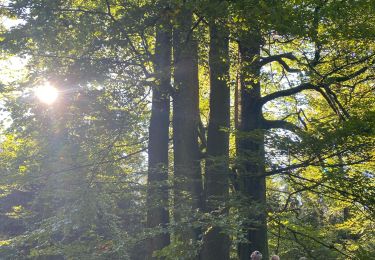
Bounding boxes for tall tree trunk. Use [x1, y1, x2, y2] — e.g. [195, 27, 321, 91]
[201, 15, 230, 260]
[172, 4, 203, 243]
[235, 45, 241, 143]
[146, 12, 172, 259]
[237, 30, 269, 260]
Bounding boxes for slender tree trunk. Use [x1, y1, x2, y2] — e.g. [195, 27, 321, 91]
[201, 16, 230, 260]
[172, 4, 203, 242]
[146, 13, 172, 259]
[235, 46, 241, 142]
[237, 30, 269, 260]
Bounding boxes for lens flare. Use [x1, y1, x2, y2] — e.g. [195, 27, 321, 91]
[34, 83, 58, 104]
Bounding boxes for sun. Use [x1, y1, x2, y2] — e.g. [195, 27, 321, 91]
[34, 83, 58, 104]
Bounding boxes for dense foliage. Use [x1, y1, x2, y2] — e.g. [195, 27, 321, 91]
[0, 0, 374, 259]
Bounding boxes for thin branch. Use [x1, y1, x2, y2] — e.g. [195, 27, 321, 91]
[283, 224, 352, 258]
[48, 147, 147, 177]
[324, 85, 350, 119]
[326, 65, 369, 84]
[262, 119, 300, 133]
[275, 58, 301, 73]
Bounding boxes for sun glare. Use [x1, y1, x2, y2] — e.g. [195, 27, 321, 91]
[34, 83, 59, 104]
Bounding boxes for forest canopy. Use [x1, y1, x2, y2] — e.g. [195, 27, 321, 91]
[0, 0, 374, 259]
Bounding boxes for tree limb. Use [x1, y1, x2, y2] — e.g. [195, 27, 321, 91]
[260, 83, 318, 105]
[259, 52, 297, 66]
[259, 52, 301, 73]
[326, 66, 369, 84]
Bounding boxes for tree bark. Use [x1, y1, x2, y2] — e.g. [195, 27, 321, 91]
[172, 4, 203, 242]
[201, 17, 230, 260]
[237, 30, 269, 260]
[146, 12, 172, 259]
